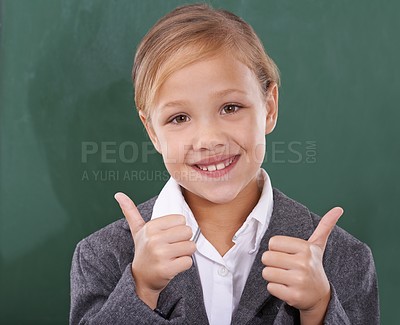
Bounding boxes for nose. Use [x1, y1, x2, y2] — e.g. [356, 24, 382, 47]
[192, 119, 226, 152]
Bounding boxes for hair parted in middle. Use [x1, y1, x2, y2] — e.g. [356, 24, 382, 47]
[132, 3, 280, 120]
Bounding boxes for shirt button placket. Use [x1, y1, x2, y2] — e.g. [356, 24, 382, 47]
[212, 264, 233, 324]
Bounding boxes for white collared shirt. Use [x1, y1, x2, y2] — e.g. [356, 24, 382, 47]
[151, 168, 274, 325]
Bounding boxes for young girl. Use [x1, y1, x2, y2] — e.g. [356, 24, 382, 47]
[70, 4, 379, 324]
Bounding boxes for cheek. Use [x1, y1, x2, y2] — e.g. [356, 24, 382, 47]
[240, 119, 266, 164]
[158, 133, 189, 165]
[254, 140, 266, 164]
[249, 133, 266, 164]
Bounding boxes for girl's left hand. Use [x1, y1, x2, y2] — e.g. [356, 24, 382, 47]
[261, 207, 344, 325]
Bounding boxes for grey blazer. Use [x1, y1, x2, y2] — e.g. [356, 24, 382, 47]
[70, 188, 379, 324]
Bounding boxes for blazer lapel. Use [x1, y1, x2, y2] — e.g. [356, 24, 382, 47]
[232, 188, 315, 325]
[158, 263, 210, 324]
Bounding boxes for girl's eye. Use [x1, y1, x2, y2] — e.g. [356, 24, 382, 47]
[170, 114, 190, 124]
[221, 104, 241, 115]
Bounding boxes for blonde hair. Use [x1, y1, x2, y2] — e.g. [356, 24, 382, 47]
[132, 3, 280, 120]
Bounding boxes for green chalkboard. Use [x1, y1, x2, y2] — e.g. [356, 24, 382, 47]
[1, 0, 399, 323]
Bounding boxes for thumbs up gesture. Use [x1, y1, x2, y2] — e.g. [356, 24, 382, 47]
[261, 207, 344, 324]
[114, 192, 196, 309]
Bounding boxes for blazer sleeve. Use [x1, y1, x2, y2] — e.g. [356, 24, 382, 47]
[323, 241, 380, 325]
[69, 238, 186, 325]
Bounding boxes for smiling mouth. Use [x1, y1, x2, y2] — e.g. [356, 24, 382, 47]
[194, 156, 237, 172]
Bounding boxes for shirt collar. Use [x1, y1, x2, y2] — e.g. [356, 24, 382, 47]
[248, 168, 273, 227]
[245, 168, 274, 252]
[151, 176, 199, 238]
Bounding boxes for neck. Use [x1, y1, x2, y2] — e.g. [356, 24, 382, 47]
[182, 172, 263, 255]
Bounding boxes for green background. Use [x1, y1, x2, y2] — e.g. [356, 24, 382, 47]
[1, 0, 398, 323]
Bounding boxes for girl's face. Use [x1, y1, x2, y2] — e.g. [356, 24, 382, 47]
[142, 53, 278, 204]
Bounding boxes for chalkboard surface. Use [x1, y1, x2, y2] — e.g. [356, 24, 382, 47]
[1, 0, 399, 323]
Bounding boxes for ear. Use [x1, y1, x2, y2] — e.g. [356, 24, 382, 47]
[265, 82, 279, 135]
[139, 110, 162, 154]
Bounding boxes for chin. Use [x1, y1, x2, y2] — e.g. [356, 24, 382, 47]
[197, 188, 240, 205]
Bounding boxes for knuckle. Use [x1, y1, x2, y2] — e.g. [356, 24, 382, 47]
[151, 233, 162, 244]
[296, 259, 308, 271]
[310, 244, 322, 257]
[266, 282, 273, 292]
[268, 237, 277, 249]
[183, 225, 193, 239]
[262, 267, 269, 280]
[262, 267, 275, 281]
[181, 256, 193, 270]
[152, 246, 163, 259]
[174, 214, 186, 224]
[261, 251, 268, 264]
[181, 215, 187, 224]
[146, 236, 158, 250]
[303, 243, 313, 257]
[187, 241, 197, 254]
[145, 222, 157, 237]
[266, 282, 278, 296]
[294, 273, 306, 285]
[262, 251, 273, 265]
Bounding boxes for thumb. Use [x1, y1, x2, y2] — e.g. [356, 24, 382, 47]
[114, 192, 145, 238]
[308, 207, 344, 251]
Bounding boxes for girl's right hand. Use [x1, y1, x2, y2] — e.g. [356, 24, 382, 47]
[114, 192, 196, 309]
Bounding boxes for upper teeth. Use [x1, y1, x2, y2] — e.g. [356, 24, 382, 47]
[196, 157, 235, 171]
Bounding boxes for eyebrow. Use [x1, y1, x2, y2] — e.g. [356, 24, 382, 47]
[161, 100, 189, 110]
[160, 89, 248, 110]
[211, 88, 248, 98]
